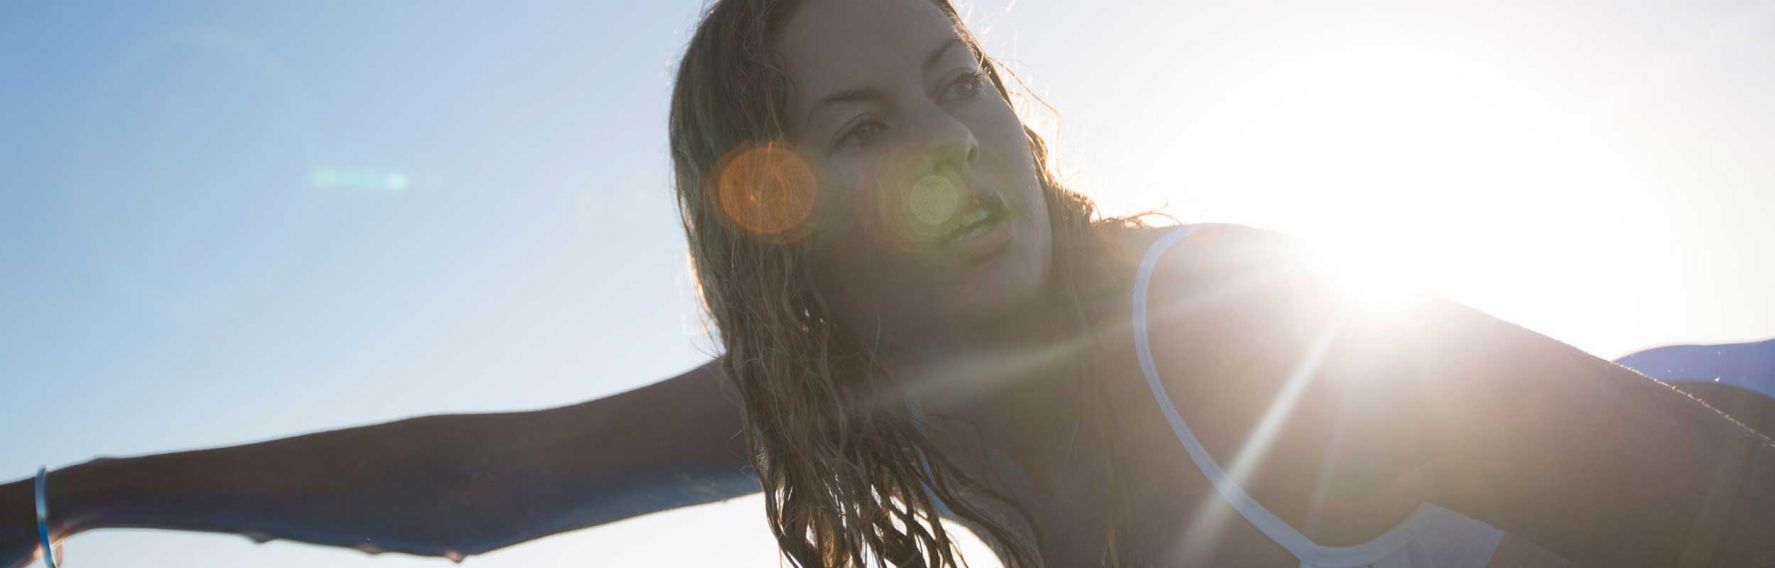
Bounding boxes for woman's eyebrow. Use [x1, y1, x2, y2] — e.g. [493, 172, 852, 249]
[803, 38, 968, 128]
[922, 38, 963, 73]
[804, 87, 883, 129]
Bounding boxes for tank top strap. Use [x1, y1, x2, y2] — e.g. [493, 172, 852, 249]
[907, 396, 962, 519]
[1132, 225, 1480, 567]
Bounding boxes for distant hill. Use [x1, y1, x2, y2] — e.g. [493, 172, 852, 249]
[1615, 338, 1775, 437]
[1615, 338, 1775, 398]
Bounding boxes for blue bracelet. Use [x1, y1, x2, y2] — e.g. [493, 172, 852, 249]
[35, 467, 60, 568]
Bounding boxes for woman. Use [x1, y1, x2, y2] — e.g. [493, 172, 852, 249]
[6, 0, 1774, 566]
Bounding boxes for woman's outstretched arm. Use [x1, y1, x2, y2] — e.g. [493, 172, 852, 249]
[2, 358, 754, 567]
[1403, 302, 1775, 566]
[1139, 224, 1775, 566]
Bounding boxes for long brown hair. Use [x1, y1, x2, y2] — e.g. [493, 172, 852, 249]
[667, 1, 1127, 565]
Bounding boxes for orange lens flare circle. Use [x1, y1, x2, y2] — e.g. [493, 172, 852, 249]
[716, 143, 817, 241]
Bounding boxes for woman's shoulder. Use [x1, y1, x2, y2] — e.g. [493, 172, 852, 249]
[1086, 221, 1341, 364]
[1113, 220, 1442, 395]
[1094, 221, 1376, 438]
[1110, 220, 1335, 346]
[1098, 221, 1451, 548]
[1096, 221, 1322, 309]
[1098, 221, 1304, 275]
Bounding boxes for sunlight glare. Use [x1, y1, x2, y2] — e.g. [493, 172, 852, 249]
[1113, 36, 1681, 356]
[1178, 315, 1348, 556]
[1298, 236, 1430, 318]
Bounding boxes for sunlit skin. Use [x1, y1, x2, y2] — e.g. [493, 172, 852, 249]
[6, 1, 1773, 566]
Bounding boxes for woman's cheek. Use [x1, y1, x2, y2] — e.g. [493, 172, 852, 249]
[840, 156, 905, 251]
[806, 161, 885, 262]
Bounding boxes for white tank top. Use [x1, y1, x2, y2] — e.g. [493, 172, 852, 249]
[1133, 225, 1505, 567]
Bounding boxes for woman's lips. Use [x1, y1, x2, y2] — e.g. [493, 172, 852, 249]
[943, 203, 1011, 261]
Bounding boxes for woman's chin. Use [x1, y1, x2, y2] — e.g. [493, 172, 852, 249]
[941, 237, 1051, 327]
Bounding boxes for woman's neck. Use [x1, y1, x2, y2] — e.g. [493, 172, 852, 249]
[881, 282, 1071, 403]
[895, 288, 1125, 496]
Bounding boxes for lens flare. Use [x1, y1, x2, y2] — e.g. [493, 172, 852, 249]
[716, 143, 817, 240]
[308, 167, 409, 191]
[876, 173, 966, 248]
[908, 175, 961, 228]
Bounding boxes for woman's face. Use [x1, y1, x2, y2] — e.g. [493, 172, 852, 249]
[779, 0, 1053, 346]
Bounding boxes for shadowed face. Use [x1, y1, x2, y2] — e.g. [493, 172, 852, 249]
[779, 0, 1052, 348]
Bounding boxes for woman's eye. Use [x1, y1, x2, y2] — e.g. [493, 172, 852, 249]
[838, 119, 886, 149]
[940, 72, 985, 102]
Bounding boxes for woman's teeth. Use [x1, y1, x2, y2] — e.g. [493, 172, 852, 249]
[949, 208, 995, 242]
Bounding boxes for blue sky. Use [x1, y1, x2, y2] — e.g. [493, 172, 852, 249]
[3, 1, 1772, 566]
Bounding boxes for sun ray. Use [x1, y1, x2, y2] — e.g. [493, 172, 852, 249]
[1172, 312, 1349, 557]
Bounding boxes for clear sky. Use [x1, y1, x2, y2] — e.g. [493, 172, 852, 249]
[2, 1, 1771, 566]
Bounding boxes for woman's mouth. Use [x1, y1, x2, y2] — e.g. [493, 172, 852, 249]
[946, 205, 999, 242]
[941, 196, 1011, 260]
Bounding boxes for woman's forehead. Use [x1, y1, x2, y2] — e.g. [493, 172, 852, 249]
[779, 0, 963, 109]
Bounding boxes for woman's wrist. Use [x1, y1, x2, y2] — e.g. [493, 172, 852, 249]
[33, 468, 58, 567]
[39, 458, 118, 539]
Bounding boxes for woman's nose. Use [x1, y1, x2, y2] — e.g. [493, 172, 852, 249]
[905, 104, 980, 174]
[872, 105, 983, 243]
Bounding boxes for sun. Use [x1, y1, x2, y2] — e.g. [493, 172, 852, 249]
[1295, 235, 1432, 319]
[1082, 34, 1681, 357]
